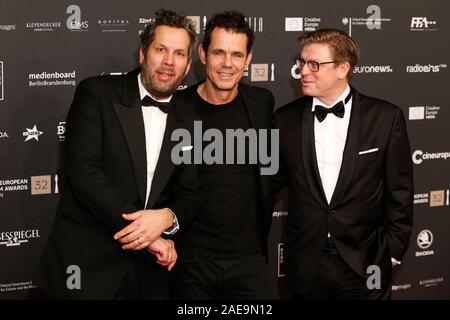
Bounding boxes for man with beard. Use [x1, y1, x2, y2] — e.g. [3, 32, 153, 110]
[34, 9, 199, 299]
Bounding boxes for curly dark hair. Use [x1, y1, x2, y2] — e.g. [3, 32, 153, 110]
[202, 11, 254, 54]
[140, 9, 197, 57]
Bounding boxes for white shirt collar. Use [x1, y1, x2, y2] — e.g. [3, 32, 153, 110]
[311, 85, 351, 112]
[137, 72, 171, 103]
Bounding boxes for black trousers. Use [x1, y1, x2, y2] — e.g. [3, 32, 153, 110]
[174, 249, 272, 300]
[294, 250, 391, 300]
[115, 254, 171, 300]
[114, 262, 142, 300]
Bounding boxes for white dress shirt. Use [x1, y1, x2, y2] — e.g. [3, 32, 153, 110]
[313, 85, 352, 205]
[313, 86, 351, 239]
[137, 73, 169, 208]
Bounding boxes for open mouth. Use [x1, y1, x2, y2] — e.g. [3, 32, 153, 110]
[156, 70, 175, 81]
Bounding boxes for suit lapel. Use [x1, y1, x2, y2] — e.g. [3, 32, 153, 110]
[238, 83, 263, 130]
[238, 83, 271, 205]
[113, 69, 147, 207]
[147, 84, 199, 208]
[301, 98, 328, 206]
[329, 89, 363, 207]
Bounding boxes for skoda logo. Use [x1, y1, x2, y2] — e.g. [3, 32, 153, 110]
[417, 230, 433, 249]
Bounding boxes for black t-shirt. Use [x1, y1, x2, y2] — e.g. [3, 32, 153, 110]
[180, 91, 263, 258]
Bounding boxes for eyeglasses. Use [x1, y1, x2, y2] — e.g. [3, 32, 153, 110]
[296, 58, 337, 72]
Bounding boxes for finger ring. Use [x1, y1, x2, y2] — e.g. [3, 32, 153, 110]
[136, 238, 142, 245]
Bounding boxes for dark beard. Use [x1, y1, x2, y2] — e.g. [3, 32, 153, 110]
[141, 65, 182, 99]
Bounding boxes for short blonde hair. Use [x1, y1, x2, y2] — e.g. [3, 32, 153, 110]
[297, 28, 360, 79]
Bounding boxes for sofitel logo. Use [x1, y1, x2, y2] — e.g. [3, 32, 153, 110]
[98, 18, 129, 32]
[0, 229, 40, 247]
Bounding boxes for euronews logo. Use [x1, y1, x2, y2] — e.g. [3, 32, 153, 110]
[412, 150, 450, 165]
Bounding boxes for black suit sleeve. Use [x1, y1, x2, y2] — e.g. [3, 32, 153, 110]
[167, 157, 200, 233]
[383, 108, 414, 260]
[64, 81, 138, 232]
[272, 111, 289, 193]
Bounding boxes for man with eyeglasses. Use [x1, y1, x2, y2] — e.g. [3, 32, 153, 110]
[273, 28, 413, 299]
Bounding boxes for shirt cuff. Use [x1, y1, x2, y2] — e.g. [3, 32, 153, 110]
[163, 208, 180, 235]
[391, 257, 401, 265]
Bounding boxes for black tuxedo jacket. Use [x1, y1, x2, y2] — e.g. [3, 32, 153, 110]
[274, 88, 413, 295]
[35, 69, 199, 299]
[172, 82, 275, 257]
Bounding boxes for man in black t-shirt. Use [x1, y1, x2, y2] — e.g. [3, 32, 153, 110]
[172, 11, 275, 299]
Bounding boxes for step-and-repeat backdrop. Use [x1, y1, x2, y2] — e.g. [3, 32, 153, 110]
[0, 0, 449, 299]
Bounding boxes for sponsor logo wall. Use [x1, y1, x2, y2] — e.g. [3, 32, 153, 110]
[0, 0, 448, 299]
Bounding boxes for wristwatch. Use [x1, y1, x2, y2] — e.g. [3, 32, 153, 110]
[163, 209, 180, 235]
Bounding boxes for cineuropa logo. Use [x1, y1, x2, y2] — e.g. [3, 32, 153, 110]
[412, 150, 450, 165]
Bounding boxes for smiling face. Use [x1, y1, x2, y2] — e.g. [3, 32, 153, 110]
[299, 43, 350, 105]
[199, 27, 252, 96]
[139, 25, 192, 99]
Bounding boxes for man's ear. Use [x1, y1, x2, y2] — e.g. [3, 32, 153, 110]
[184, 59, 192, 76]
[337, 61, 351, 80]
[139, 47, 145, 65]
[198, 44, 207, 65]
[245, 50, 253, 69]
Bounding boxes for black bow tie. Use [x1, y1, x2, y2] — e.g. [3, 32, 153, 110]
[313, 91, 352, 122]
[141, 95, 171, 113]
